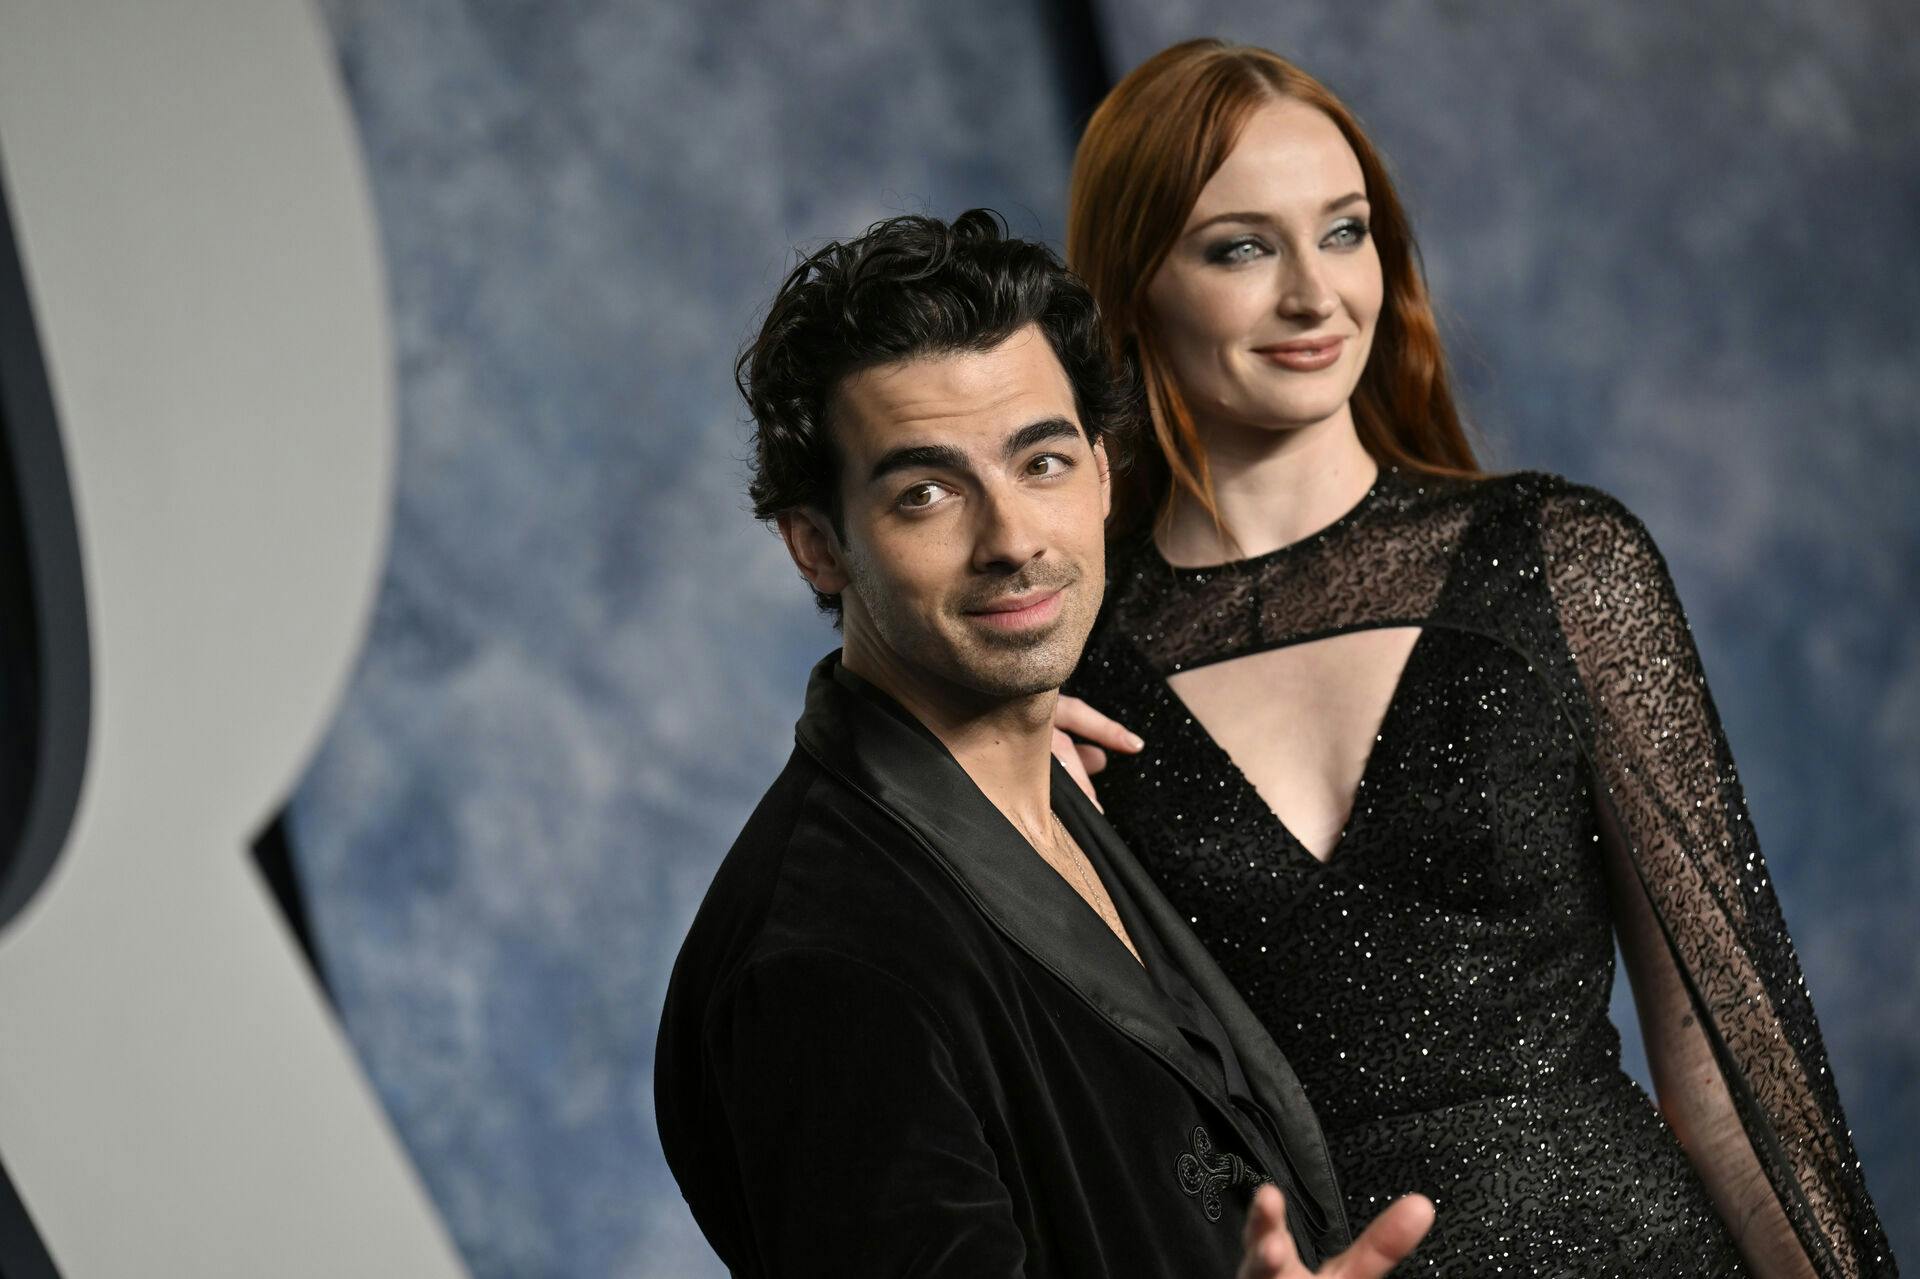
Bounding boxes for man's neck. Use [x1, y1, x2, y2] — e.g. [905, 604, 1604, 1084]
[840, 637, 1059, 838]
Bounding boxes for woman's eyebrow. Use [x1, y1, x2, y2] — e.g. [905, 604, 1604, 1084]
[1185, 210, 1277, 234]
[1184, 193, 1369, 235]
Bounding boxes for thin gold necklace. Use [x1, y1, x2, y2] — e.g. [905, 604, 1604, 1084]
[1045, 811, 1133, 952]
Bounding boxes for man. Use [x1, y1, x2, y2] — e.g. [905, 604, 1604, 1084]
[655, 210, 1431, 1276]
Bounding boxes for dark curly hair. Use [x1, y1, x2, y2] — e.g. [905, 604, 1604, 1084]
[737, 208, 1139, 617]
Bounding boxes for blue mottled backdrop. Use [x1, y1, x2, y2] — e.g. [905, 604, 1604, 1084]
[291, 2, 1917, 1274]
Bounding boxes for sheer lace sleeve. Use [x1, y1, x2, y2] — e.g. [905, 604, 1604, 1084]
[1539, 486, 1895, 1277]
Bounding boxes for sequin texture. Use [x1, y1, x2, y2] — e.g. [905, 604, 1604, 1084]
[1069, 469, 1895, 1276]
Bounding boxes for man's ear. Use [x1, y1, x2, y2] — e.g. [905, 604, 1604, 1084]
[776, 507, 852, 597]
[1093, 437, 1111, 521]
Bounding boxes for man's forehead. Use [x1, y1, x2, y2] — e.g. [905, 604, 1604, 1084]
[833, 327, 1076, 453]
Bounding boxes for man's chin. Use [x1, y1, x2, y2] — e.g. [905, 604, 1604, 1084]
[967, 616, 1065, 652]
[942, 638, 1081, 701]
[960, 673, 1069, 702]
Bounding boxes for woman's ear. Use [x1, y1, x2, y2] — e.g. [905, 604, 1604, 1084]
[776, 508, 851, 596]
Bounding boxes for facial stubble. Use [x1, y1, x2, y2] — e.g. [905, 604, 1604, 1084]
[852, 555, 1103, 704]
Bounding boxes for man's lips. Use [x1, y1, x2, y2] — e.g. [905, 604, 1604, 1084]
[964, 588, 1065, 630]
[1252, 335, 1346, 371]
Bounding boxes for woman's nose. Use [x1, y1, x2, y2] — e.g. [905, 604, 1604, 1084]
[1277, 261, 1338, 322]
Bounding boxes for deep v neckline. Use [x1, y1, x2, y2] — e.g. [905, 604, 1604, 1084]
[1165, 626, 1435, 869]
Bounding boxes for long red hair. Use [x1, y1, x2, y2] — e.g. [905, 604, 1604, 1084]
[1068, 39, 1480, 536]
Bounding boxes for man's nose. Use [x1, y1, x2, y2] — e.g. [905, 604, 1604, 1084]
[970, 482, 1046, 574]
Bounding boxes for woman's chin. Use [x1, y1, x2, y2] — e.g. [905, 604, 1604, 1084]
[1213, 399, 1356, 441]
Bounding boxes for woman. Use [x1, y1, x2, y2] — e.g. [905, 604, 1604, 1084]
[1055, 39, 1892, 1277]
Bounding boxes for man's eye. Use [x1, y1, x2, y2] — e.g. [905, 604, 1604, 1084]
[1027, 453, 1072, 477]
[898, 482, 946, 510]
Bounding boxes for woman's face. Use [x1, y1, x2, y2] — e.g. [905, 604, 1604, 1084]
[1145, 98, 1383, 440]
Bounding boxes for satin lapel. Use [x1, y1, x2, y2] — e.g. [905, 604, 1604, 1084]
[793, 654, 1225, 1107]
[1054, 777, 1354, 1248]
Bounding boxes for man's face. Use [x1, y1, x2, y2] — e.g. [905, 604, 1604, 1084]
[782, 324, 1111, 707]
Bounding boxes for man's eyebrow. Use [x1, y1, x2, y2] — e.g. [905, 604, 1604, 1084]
[868, 442, 969, 484]
[1184, 193, 1369, 236]
[866, 418, 1083, 486]
[1003, 417, 1083, 457]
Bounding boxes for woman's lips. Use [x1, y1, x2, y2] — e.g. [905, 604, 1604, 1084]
[1254, 336, 1345, 372]
[966, 588, 1065, 632]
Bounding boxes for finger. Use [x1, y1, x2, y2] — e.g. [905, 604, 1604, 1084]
[1074, 743, 1109, 776]
[1237, 1185, 1303, 1279]
[1051, 727, 1077, 767]
[1051, 729, 1102, 809]
[1325, 1193, 1434, 1279]
[1054, 695, 1144, 753]
[1242, 1184, 1282, 1249]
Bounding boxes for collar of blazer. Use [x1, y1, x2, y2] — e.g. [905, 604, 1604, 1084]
[792, 650, 1352, 1251]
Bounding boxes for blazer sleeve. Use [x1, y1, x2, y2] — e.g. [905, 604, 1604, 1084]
[710, 946, 1027, 1278]
[1538, 486, 1894, 1277]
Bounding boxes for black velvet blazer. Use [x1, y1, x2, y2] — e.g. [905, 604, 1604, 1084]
[655, 654, 1349, 1277]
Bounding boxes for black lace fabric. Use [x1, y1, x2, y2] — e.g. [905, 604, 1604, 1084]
[1069, 468, 1894, 1276]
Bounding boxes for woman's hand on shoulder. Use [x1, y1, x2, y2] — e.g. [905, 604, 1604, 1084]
[1051, 695, 1143, 810]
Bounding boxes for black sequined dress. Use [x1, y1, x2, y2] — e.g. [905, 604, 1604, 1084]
[1069, 469, 1894, 1276]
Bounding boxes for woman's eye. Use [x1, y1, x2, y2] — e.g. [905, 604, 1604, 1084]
[1204, 236, 1269, 266]
[1325, 218, 1371, 249]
